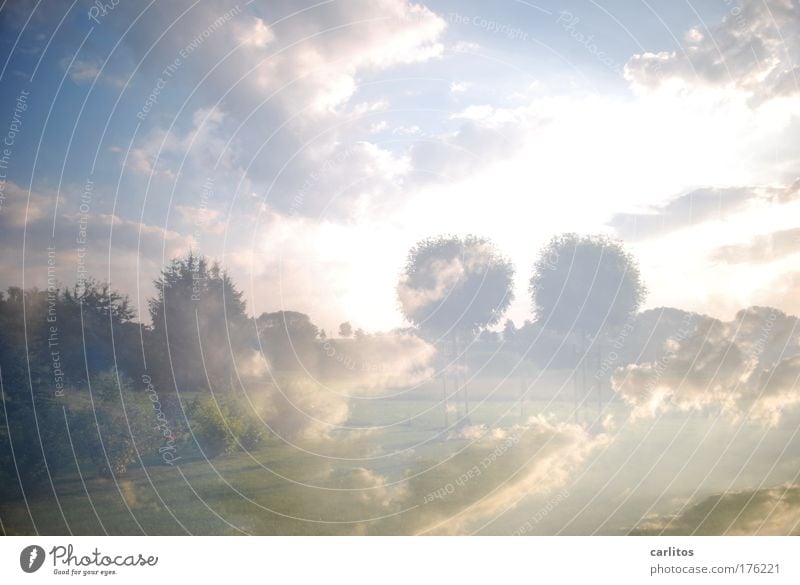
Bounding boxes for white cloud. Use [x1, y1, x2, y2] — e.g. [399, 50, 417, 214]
[19, 0, 800, 335]
[625, 0, 800, 103]
[322, 332, 436, 392]
[235, 17, 275, 48]
[416, 416, 608, 534]
[63, 57, 100, 83]
[634, 484, 800, 535]
[219, 0, 446, 113]
[612, 307, 800, 425]
[0, 182, 194, 321]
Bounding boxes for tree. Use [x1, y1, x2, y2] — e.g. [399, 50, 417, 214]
[530, 234, 646, 420]
[188, 396, 240, 457]
[338, 322, 353, 338]
[0, 282, 144, 496]
[530, 234, 645, 337]
[479, 330, 500, 342]
[398, 235, 515, 426]
[71, 371, 159, 477]
[57, 279, 140, 383]
[256, 311, 320, 373]
[148, 252, 248, 393]
[188, 395, 264, 457]
[502, 319, 516, 342]
[398, 235, 514, 337]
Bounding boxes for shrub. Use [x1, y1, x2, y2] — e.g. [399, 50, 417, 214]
[71, 371, 158, 477]
[189, 396, 266, 457]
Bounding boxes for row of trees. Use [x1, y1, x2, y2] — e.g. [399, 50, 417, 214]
[0, 232, 645, 500]
[397, 232, 644, 343]
[0, 254, 323, 500]
[396, 233, 646, 425]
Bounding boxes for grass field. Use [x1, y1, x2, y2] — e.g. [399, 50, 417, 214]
[3, 394, 800, 536]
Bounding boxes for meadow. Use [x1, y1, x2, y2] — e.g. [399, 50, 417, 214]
[5, 387, 799, 536]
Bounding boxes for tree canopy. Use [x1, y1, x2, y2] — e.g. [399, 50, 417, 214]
[397, 235, 515, 338]
[530, 233, 646, 338]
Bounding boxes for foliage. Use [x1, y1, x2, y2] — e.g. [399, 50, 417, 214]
[148, 252, 249, 393]
[71, 371, 159, 477]
[397, 234, 515, 337]
[256, 310, 321, 372]
[530, 233, 646, 338]
[189, 396, 265, 457]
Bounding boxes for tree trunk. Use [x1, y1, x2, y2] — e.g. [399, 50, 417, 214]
[463, 343, 470, 423]
[573, 340, 579, 424]
[520, 357, 526, 421]
[442, 367, 449, 429]
[597, 344, 602, 422]
[581, 331, 587, 425]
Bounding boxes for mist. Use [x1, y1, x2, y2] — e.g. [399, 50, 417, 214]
[1, 0, 800, 538]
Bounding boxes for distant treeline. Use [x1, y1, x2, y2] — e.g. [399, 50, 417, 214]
[0, 252, 374, 500]
[4, 233, 792, 503]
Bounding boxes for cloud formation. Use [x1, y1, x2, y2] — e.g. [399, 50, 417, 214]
[322, 332, 436, 393]
[632, 484, 800, 535]
[711, 227, 800, 264]
[109, 0, 446, 221]
[608, 187, 755, 241]
[625, 0, 800, 103]
[410, 417, 607, 534]
[397, 235, 514, 334]
[0, 181, 192, 318]
[612, 306, 800, 425]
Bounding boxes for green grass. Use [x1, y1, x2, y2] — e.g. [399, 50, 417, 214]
[3, 397, 800, 535]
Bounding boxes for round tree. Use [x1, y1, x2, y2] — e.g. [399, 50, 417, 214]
[530, 233, 645, 338]
[398, 235, 515, 426]
[530, 233, 646, 420]
[398, 235, 515, 337]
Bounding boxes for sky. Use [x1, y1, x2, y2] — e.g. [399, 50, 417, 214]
[0, 0, 798, 333]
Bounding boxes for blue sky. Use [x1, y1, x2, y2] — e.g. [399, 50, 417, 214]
[1, 0, 799, 331]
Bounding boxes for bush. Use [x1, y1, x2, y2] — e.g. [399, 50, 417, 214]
[189, 396, 266, 457]
[189, 397, 239, 457]
[228, 400, 265, 450]
[71, 371, 158, 477]
[1, 400, 75, 497]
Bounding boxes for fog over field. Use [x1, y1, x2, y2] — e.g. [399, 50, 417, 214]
[1, 0, 799, 536]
